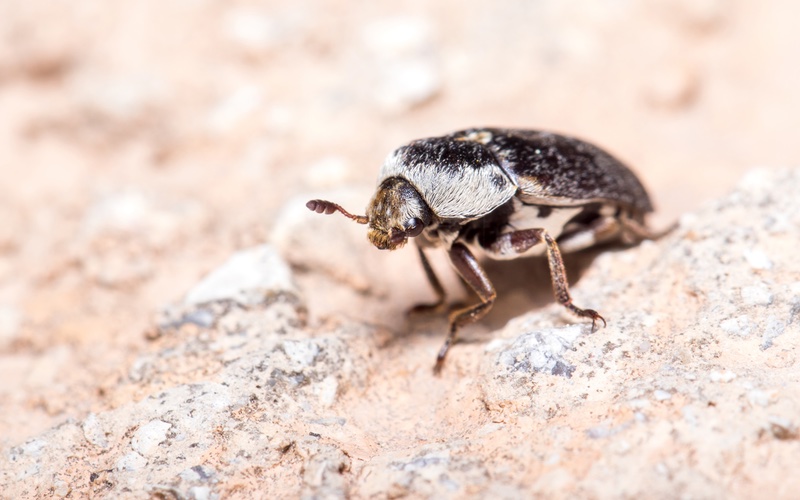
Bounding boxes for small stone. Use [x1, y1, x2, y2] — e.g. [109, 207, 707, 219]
[743, 248, 773, 270]
[130, 420, 171, 456]
[313, 376, 339, 408]
[492, 325, 584, 377]
[760, 315, 787, 350]
[115, 452, 148, 472]
[188, 486, 212, 500]
[281, 339, 320, 368]
[19, 439, 48, 456]
[709, 370, 737, 383]
[653, 390, 672, 401]
[82, 413, 109, 449]
[184, 245, 296, 306]
[747, 389, 772, 407]
[179, 465, 217, 483]
[720, 315, 751, 337]
[52, 478, 70, 497]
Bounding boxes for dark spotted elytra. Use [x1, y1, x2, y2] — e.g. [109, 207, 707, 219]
[307, 128, 668, 373]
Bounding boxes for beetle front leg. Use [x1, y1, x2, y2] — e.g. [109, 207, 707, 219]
[435, 243, 496, 373]
[487, 229, 606, 330]
[407, 246, 447, 315]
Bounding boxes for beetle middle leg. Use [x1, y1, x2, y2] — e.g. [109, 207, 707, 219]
[619, 211, 676, 242]
[407, 246, 447, 315]
[434, 243, 496, 373]
[487, 228, 606, 330]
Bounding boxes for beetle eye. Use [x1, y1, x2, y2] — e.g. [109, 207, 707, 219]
[405, 217, 424, 237]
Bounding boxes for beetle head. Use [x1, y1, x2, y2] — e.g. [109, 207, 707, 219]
[366, 177, 432, 250]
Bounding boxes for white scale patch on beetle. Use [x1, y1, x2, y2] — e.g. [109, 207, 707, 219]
[379, 147, 517, 219]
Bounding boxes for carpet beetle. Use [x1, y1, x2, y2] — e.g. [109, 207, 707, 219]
[307, 128, 668, 373]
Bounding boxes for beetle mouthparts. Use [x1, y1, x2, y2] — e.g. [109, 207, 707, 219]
[389, 230, 407, 248]
[368, 227, 406, 250]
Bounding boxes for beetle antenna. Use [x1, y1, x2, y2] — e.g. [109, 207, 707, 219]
[306, 199, 368, 224]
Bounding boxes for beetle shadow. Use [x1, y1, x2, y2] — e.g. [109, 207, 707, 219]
[478, 245, 609, 330]
[390, 243, 626, 350]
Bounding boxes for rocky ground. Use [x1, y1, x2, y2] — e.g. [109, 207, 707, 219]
[1, 1, 799, 498]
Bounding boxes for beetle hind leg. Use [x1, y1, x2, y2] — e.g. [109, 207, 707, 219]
[487, 228, 606, 330]
[542, 231, 606, 329]
[619, 211, 676, 243]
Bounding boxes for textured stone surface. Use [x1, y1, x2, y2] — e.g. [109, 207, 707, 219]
[2, 168, 799, 498]
[3, 2, 800, 498]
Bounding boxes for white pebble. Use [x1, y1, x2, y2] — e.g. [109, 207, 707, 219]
[709, 370, 737, 383]
[184, 245, 296, 306]
[131, 419, 171, 456]
[743, 248, 773, 270]
[653, 390, 672, 401]
[82, 413, 109, 449]
[747, 389, 772, 407]
[116, 452, 148, 472]
[281, 339, 320, 368]
[189, 486, 211, 500]
[720, 315, 751, 336]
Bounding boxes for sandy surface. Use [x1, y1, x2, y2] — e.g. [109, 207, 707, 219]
[1, 1, 799, 498]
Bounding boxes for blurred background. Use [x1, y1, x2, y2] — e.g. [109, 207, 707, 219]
[1, 0, 798, 440]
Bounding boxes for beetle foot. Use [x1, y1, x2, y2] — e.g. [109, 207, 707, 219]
[433, 340, 451, 376]
[565, 304, 607, 332]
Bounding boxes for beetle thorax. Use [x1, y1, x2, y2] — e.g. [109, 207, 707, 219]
[366, 177, 433, 250]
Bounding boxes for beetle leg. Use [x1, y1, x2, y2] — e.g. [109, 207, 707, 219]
[488, 228, 606, 330]
[542, 231, 606, 329]
[435, 243, 496, 373]
[407, 246, 447, 315]
[619, 211, 676, 242]
[557, 216, 621, 254]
